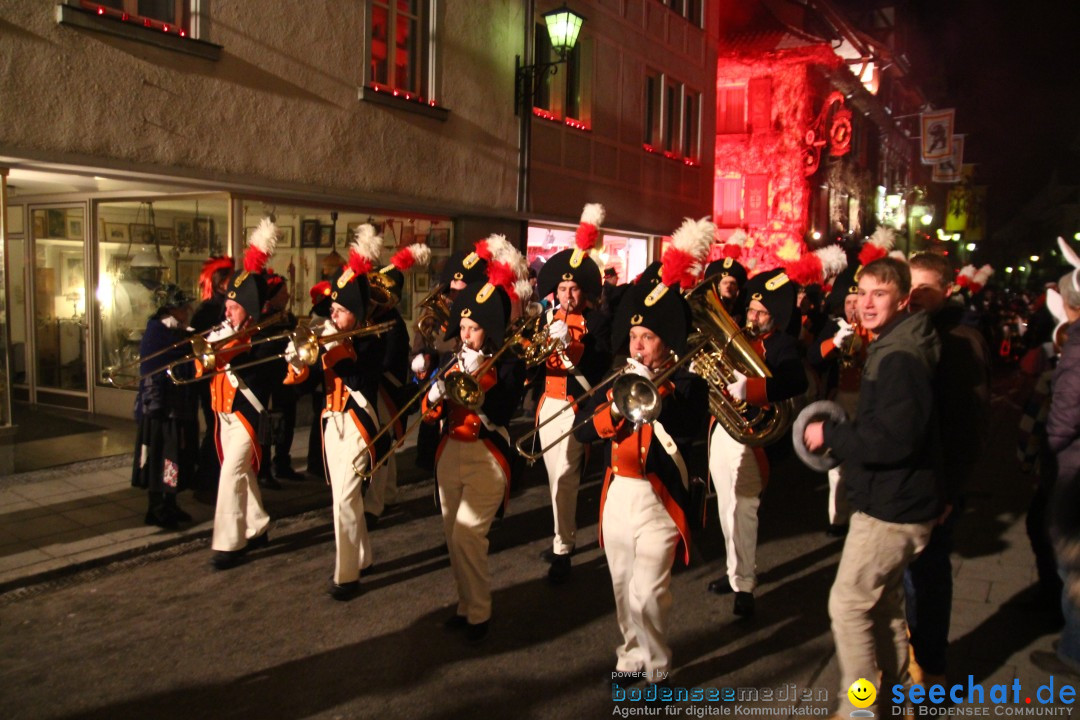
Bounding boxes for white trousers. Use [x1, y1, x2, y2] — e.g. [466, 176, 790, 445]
[366, 392, 399, 517]
[603, 475, 679, 680]
[830, 511, 933, 715]
[438, 439, 506, 624]
[826, 390, 859, 526]
[213, 412, 270, 551]
[324, 411, 373, 584]
[538, 396, 586, 555]
[709, 424, 762, 592]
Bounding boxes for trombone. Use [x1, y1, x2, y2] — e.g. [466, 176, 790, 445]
[168, 318, 397, 385]
[354, 352, 461, 480]
[441, 311, 544, 410]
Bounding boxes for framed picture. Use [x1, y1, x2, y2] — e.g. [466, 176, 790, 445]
[319, 224, 334, 248]
[414, 272, 430, 293]
[47, 209, 66, 238]
[279, 226, 295, 248]
[129, 223, 154, 246]
[103, 222, 130, 244]
[174, 218, 195, 250]
[66, 216, 84, 239]
[194, 218, 214, 253]
[301, 219, 320, 248]
[60, 250, 84, 295]
[400, 224, 416, 247]
[156, 227, 174, 245]
[428, 227, 450, 249]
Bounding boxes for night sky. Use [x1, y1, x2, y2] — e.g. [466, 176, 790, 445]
[906, 0, 1080, 235]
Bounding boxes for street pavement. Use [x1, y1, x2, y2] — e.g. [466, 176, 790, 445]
[0, 382, 1075, 719]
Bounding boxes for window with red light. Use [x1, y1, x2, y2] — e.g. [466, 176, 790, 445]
[532, 21, 592, 127]
[80, 0, 189, 34]
[369, 0, 428, 97]
[717, 83, 748, 134]
[643, 71, 700, 161]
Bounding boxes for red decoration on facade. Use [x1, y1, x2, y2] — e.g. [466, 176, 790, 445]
[803, 91, 850, 176]
[744, 174, 769, 226]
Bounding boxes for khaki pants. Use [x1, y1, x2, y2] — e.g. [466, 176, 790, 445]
[538, 396, 587, 556]
[603, 475, 679, 680]
[829, 511, 933, 715]
[212, 412, 270, 552]
[324, 411, 373, 584]
[438, 439, 506, 624]
[709, 425, 762, 592]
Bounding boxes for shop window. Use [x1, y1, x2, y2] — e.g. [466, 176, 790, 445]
[368, 0, 429, 97]
[533, 23, 592, 125]
[526, 226, 648, 296]
[717, 83, 747, 134]
[96, 197, 228, 388]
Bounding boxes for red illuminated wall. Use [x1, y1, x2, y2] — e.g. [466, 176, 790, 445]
[714, 46, 841, 274]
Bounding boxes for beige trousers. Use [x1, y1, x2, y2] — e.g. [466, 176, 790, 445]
[212, 412, 270, 552]
[538, 396, 587, 556]
[324, 411, 373, 584]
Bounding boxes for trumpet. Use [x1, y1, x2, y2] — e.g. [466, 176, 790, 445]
[168, 318, 397, 385]
[355, 353, 461, 481]
[441, 311, 543, 410]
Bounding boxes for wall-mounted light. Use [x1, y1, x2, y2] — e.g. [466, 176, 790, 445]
[514, 4, 586, 114]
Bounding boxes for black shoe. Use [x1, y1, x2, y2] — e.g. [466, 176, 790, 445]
[275, 465, 304, 481]
[211, 550, 243, 570]
[171, 506, 193, 523]
[465, 620, 489, 644]
[733, 591, 755, 618]
[444, 614, 469, 631]
[707, 576, 733, 595]
[144, 509, 179, 530]
[826, 523, 849, 537]
[548, 555, 572, 584]
[328, 580, 361, 602]
[245, 533, 270, 552]
[364, 512, 379, 529]
[258, 474, 282, 490]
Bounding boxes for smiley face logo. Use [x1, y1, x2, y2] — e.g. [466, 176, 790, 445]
[847, 678, 876, 709]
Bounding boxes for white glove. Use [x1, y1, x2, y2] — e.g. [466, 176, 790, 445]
[624, 357, 655, 380]
[160, 315, 179, 329]
[411, 354, 430, 377]
[832, 319, 853, 346]
[206, 324, 235, 343]
[426, 379, 446, 404]
[461, 345, 484, 374]
[726, 369, 748, 401]
[320, 318, 337, 336]
[284, 342, 304, 370]
[547, 319, 570, 348]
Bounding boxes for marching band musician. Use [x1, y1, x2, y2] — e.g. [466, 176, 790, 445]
[420, 234, 530, 644]
[573, 253, 709, 686]
[201, 219, 285, 570]
[807, 265, 869, 536]
[284, 225, 389, 601]
[706, 267, 808, 617]
[534, 203, 613, 583]
[702, 229, 749, 317]
[365, 242, 431, 527]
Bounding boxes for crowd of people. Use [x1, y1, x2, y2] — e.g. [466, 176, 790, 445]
[126, 204, 1079, 714]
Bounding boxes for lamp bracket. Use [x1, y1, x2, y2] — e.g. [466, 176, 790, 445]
[515, 55, 565, 116]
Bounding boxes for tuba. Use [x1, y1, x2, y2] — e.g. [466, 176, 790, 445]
[685, 278, 795, 447]
[414, 287, 453, 347]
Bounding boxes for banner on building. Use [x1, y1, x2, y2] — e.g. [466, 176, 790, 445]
[931, 135, 964, 183]
[920, 108, 955, 163]
[743, 174, 768, 226]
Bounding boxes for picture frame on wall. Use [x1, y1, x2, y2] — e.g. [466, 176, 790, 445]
[47, 209, 66, 238]
[279, 226, 295, 248]
[129, 223, 154, 246]
[301, 219, 320, 248]
[103, 222, 130, 244]
[156, 227, 174, 245]
[427, 227, 450, 249]
[174, 218, 194, 250]
[194, 218, 214, 253]
[176, 259, 202, 296]
[319, 225, 334, 249]
[414, 272, 430, 293]
[66, 216, 84, 240]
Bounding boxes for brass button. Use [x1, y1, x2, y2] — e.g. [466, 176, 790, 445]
[613, 465, 619, 473]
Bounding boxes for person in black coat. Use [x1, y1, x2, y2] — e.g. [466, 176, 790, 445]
[131, 285, 199, 528]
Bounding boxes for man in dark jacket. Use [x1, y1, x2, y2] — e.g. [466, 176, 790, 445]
[904, 252, 991, 685]
[803, 257, 942, 717]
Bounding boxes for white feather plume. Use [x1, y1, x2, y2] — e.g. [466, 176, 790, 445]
[484, 233, 529, 287]
[249, 217, 279, 256]
[815, 245, 847, 280]
[1059, 237, 1080, 269]
[869, 226, 896, 250]
[958, 264, 976, 281]
[351, 223, 383, 263]
[580, 203, 605, 228]
[727, 228, 748, 248]
[671, 216, 716, 276]
[973, 264, 994, 288]
[888, 250, 907, 261]
[513, 279, 534, 302]
[409, 242, 431, 268]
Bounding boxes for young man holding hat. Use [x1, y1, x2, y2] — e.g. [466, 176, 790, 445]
[706, 267, 808, 618]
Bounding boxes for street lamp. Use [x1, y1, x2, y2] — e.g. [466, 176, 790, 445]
[920, 214, 933, 225]
[1031, 255, 1040, 262]
[514, 4, 586, 114]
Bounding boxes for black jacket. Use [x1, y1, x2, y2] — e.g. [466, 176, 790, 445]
[823, 311, 942, 524]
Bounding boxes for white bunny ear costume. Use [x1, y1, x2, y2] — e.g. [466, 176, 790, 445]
[1047, 289, 1066, 325]
[1058, 237, 1080, 299]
